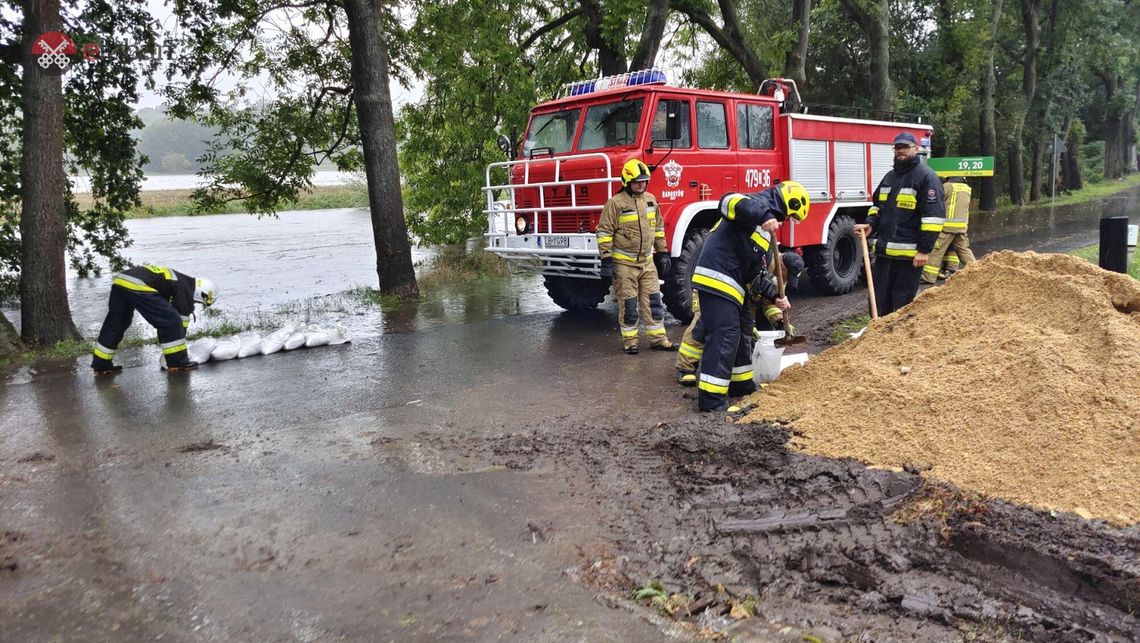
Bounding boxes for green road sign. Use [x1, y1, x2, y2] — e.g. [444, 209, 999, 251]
[927, 156, 994, 177]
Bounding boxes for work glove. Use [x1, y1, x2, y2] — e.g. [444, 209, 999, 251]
[654, 252, 671, 276]
[599, 257, 614, 279]
[750, 272, 779, 303]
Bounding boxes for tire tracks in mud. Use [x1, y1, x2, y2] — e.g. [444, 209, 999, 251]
[424, 417, 1139, 641]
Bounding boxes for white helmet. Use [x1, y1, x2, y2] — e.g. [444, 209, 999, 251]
[194, 277, 218, 307]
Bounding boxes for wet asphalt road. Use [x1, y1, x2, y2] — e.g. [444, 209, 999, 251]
[1, 187, 1137, 640]
[2, 311, 695, 641]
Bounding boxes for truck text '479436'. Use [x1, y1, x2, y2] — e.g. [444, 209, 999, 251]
[484, 70, 933, 322]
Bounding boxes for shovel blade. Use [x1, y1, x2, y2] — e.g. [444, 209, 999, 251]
[774, 335, 808, 348]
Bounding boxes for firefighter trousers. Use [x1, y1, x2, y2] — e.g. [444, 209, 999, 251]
[695, 291, 756, 412]
[91, 286, 191, 368]
[675, 290, 703, 373]
[871, 257, 923, 316]
[612, 261, 670, 350]
[923, 232, 976, 283]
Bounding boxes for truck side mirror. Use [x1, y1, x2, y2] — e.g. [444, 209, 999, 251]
[497, 134, 515, 161]
[665, 107, 680, 141]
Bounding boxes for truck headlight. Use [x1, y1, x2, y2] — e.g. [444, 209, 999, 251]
[515, 216, 529, 234]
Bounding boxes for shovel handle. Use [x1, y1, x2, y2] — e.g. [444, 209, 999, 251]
[858, 231, 879, 319]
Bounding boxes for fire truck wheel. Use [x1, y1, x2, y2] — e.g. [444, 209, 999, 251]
[805, 213, 860, 295]
[543, 275, 609, 312]
[662, 228, 710, 324]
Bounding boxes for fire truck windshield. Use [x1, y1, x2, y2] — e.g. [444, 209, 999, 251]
[578, 98, 644, 151]
[523, 108, 580, 157]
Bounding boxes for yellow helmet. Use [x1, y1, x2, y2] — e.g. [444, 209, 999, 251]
[620, 159, 651, 187]
[777, 180, 810, 222]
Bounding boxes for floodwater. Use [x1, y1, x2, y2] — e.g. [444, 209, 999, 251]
[2, 207, 560, 341]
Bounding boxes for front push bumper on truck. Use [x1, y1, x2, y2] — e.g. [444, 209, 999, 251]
[483, 152, 620, 280]
[484, 231, 601, 279]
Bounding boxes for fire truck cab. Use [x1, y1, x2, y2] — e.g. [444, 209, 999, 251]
[484, 70, 933, 322]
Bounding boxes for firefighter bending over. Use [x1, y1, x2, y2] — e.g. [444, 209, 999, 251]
[675, 250, 804, 387]
[596, 159, 678, 354]
[91, 265, 218, 374]
[692, 182, 809, 412]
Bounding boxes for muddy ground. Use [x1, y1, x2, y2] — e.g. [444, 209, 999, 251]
[424, 416, 1140, 642]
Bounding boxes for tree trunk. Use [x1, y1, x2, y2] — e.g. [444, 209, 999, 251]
[1006, 0, 1040, 207]
[1060, 116, 1083, 192]
[0, 311, 22, 357]
[1102, 72, 1123, 179]
[630, 0, 669, 71]
[839, 0, 894, 112]
[782, 0, 811, 88]
[979, 0, 1002, 211]
[19, 0, 80, 346]
[580, 0, 627, 75]
[1124, 79, 1140, 174]
[1029, 137, 1044, 202]
[343, 0, 418, 297]
[1008, 143, 1025, 205]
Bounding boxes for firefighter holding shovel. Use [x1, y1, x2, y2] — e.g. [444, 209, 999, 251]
[690, 181, 809, 413]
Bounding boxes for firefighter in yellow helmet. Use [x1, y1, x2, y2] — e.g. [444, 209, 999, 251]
[596, 159, 677, 353]
[691, 181, 808, 412]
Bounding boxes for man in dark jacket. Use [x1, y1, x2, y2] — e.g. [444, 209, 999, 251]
[91, 265, 218, 374]
[692, 181, 809, 413]
[854, 132, 945, 315]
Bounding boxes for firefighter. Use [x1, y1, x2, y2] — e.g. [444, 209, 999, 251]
[692, 182, 809, 412]
[91, 264, 218, 374]
[674, 250, 803, 386]
[596, 159, 677, 354]
[854, 132, 945, 315]
[922, 176, 976, 283]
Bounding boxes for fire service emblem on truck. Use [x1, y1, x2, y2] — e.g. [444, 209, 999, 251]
[660, 160, 685, 199]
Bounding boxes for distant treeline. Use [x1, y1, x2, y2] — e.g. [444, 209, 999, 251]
[134, 108, 216, 174]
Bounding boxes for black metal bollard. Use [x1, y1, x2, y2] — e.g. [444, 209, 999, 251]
[1099, 216, 1129, 273]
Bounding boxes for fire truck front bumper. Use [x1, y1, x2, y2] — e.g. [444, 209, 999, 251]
[484, 233, 602, 278]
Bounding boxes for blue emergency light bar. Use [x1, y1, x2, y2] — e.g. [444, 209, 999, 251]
[563, 69, 667, 97]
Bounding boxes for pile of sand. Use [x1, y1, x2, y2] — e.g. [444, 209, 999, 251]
[743, 251, 1140, 525]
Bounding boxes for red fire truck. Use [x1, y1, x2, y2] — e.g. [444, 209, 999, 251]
[484, 70, 933, 322]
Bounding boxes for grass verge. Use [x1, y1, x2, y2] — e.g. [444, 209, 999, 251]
[1065, 244, 1140, 279]
[827, 314, 871, 345]
[992, 172, 1140, 214]
[74, 184, 369, 219]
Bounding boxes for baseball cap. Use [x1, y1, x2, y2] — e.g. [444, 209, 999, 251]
[893, 132, 919, 146]
[781, 251, 805, 291]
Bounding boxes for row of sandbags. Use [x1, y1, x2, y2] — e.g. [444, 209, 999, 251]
[187, 322, 350, 363]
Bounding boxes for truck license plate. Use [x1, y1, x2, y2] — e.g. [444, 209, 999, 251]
[544, 235, 569, 248]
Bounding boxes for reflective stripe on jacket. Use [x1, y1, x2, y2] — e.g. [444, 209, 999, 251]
[114, 265, 197, 317]
[692, 189, 782, 306]
[942, 181, 971, 232]
[596, 189, 664, 266]
[866, 158, 945, 258]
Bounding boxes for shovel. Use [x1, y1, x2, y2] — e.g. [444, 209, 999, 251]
[772, 242, 807, 348]
[858, 231, 879, 320]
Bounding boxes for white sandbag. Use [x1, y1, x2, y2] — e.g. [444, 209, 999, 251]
[237, 332, 263, 358]
[261, 324, 294, 355]
[328, 323, 351, 345]
[211, 335, 241, 361]
[188, 337, 216, 364]
[303, 323, 331, 348]
[752, 333, 786, 384]
[284, 330, 306, 351]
